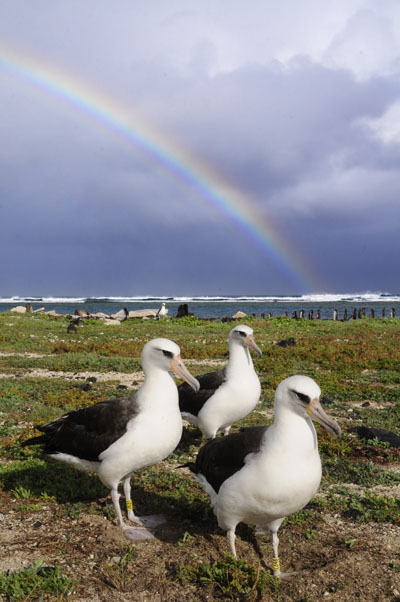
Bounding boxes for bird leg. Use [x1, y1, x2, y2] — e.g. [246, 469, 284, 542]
[223, 425, 232, 436]
[123, 476, 140, 524]
[271, 532, 281, 577]
[123, 476, 166, 530]
[110, 485, 155, 542]
[227, 529, 237, 557]
[271, 531, 297, 579]
[111, 487, 128, 528]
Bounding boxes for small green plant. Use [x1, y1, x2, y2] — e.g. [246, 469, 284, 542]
[342, 536, 358, 549]
[178, 531, 194, 546]
[178, 555, 279, 599]
[344, 491, 400, 524]
[0, 560, 74, 601]
[101, 545, 136, 590]
[12, 485, 32, 499]
[119, 545, 135, 570]
[304, 526, 318, 541]
[17, 503, 42, 513]
[368, 437, 391, 449]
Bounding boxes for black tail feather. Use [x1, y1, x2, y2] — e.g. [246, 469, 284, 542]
[21, 434, 48, 447]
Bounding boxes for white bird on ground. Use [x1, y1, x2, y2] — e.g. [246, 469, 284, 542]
[178, 324, 262, 439]
[157, 303, 168, 319]
[23, 338, 200, 541]
[185, 375, 341, 577]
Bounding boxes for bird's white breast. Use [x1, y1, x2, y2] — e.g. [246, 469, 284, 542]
[98, 382, 182, 488]
[216, 430, 322, 530]
[199, 371, 261, 427]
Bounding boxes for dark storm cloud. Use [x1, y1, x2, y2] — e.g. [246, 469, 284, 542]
[1, 1, 400, 294]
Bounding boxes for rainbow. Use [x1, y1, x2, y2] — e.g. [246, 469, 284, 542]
[0, 42, 321, 291]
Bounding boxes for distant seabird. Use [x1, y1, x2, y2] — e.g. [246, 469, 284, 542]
[23, 338, 200, 541]
[185, 375, 341, 577]
[157, 302, 168, 319]
[178, 325, 262, 439]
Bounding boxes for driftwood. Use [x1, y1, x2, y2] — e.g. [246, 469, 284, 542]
[127, 309, 158, 319]
[111, 308, 129, 321]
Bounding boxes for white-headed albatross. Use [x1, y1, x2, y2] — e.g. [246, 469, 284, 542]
[23, 338, 199, 541]
[178, 324, 262, 439]
[185, 375, 341, 577]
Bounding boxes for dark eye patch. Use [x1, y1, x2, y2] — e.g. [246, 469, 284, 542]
[291, 390, 309, 404]
[238, 331, 247, 337]
[162, 350, 174, 359]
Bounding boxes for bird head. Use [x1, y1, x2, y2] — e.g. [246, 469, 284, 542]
[141, 338, 200, 392]
[229, 325, 262, 356]
[276, 375, 341, 437]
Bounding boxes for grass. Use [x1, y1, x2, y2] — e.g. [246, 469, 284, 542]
[313, 488, 400, 525]
[0, 560, 74, 601]
[1, 312, 400, 598]
[177, 554, 280, 600]
[0, 456, 108, 503]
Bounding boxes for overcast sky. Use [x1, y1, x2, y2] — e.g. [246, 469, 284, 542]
[1, 1, 400, 296]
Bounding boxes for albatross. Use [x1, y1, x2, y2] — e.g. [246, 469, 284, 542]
[23, 338, 200, 541]
[178, 324, 262, 439]
[185, 375, 341, 577]
[157, 303, 168, 319]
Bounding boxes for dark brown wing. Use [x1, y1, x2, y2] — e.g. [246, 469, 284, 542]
[188, 425, 268, 492]
[179, 368, 226, 416]
[22, 395, 139, 461]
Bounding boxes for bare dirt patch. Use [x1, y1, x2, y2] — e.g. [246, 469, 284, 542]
[0, 483, 399, 601]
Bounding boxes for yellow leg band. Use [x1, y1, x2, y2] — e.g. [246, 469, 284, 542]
[126, 499, 133, 511]
[272, 557, 280, 572]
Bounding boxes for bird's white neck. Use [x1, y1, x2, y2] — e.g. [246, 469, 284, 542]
[268, 405, 318, 452]
[140, 369, 178, 409]
[226, 343, 253, 377]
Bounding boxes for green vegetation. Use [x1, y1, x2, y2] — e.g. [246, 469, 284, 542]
[0, 311, 399, 599]
[0, 560, 74, 601]
[312, 488, 400, 525]
[178, 555, 279, 599]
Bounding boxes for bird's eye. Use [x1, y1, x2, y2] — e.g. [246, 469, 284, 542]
[162, 350, 174, 359]
[293, 390, 309, 404]
[238, 331, 247, 337]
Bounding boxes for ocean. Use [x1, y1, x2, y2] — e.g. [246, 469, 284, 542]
[1, 293, 399, 320]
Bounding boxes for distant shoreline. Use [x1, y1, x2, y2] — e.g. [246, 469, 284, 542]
[1, 296, 399, 321]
